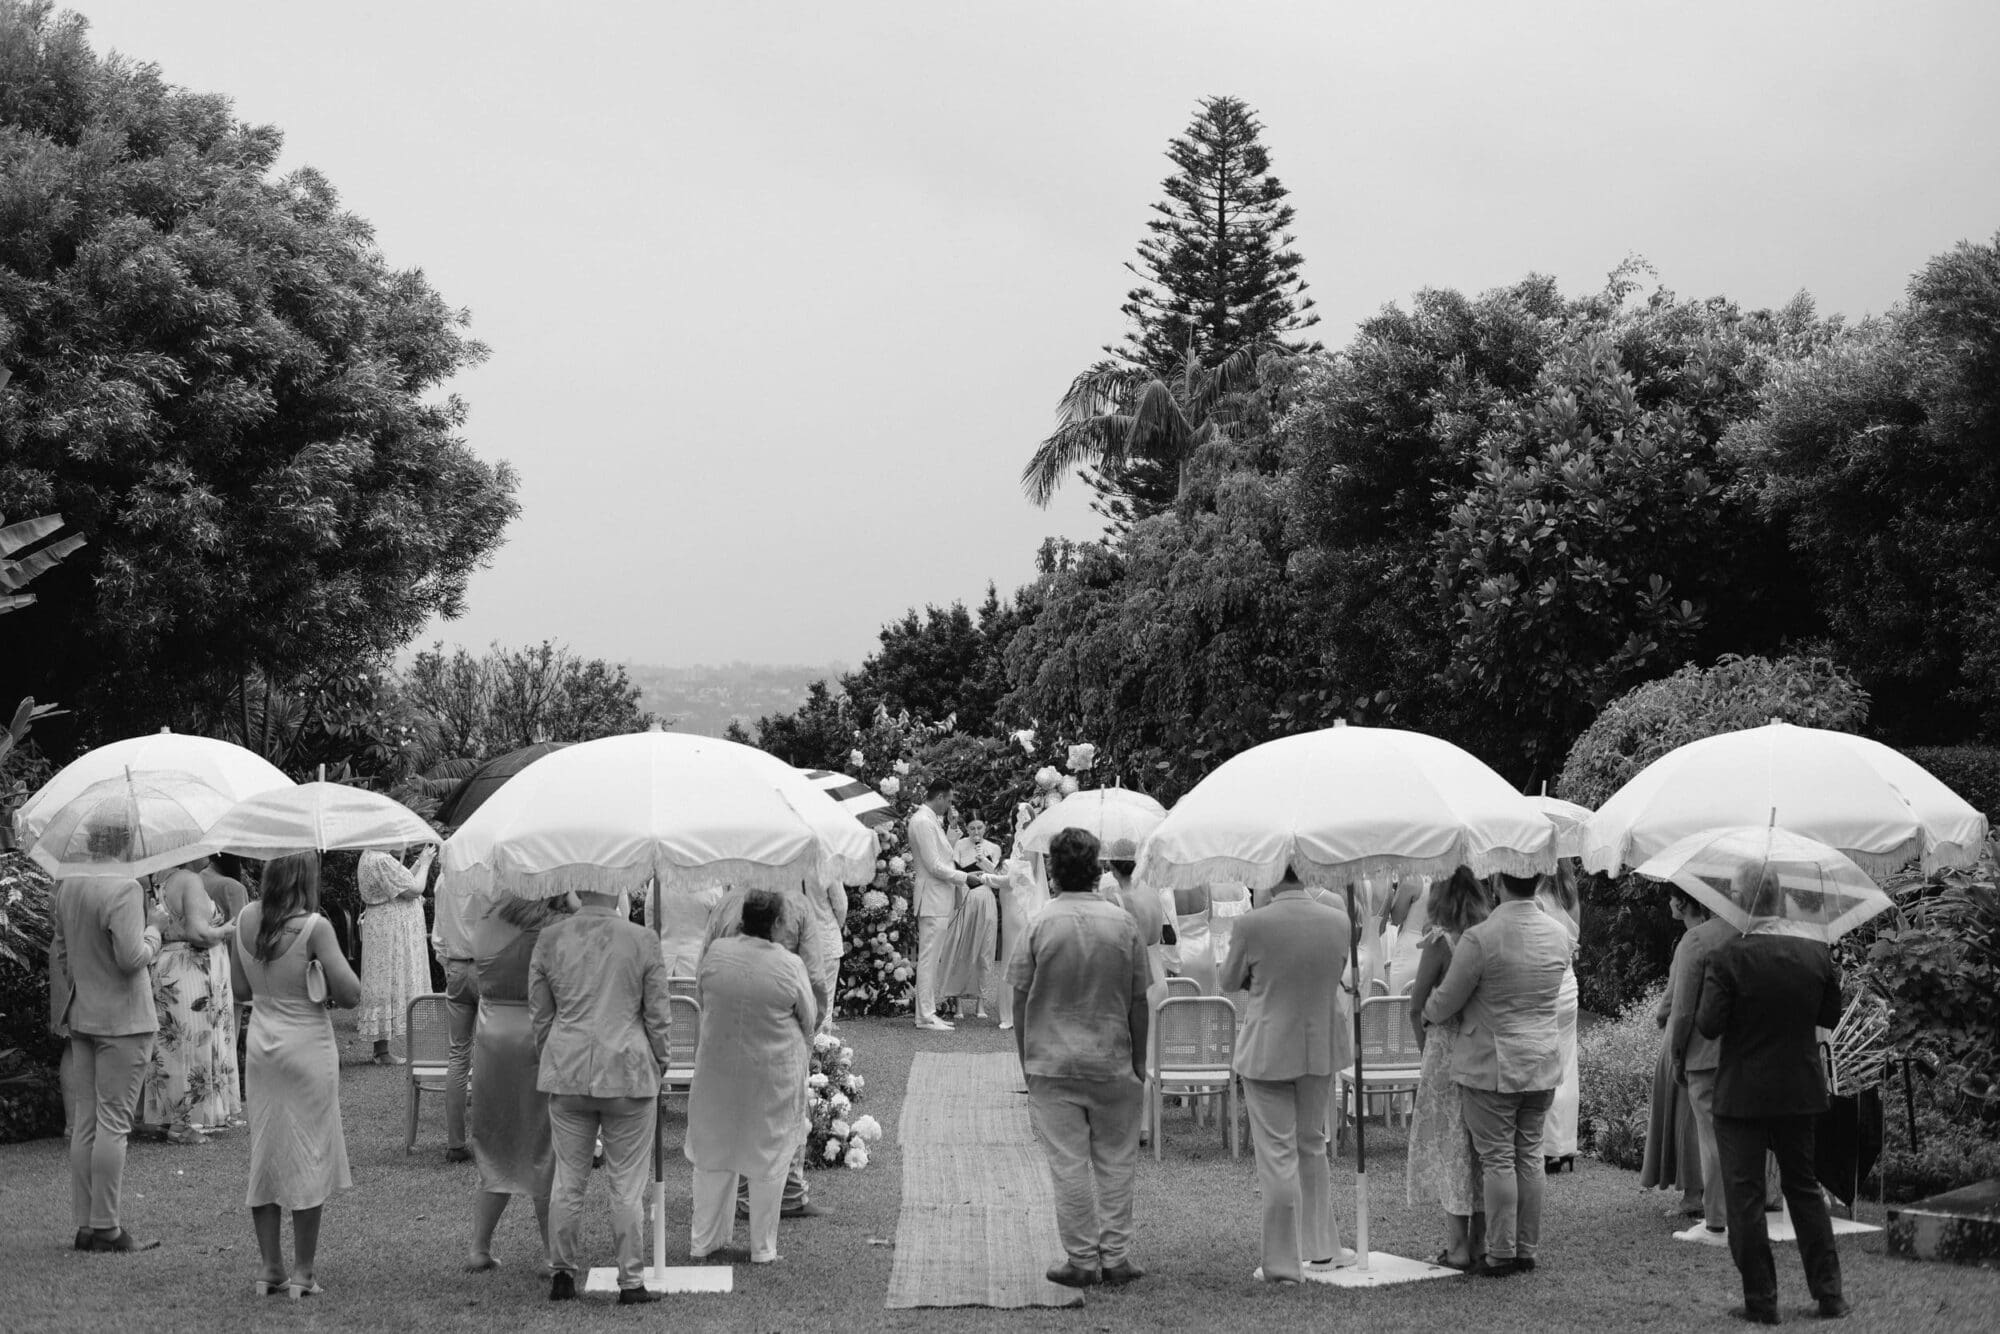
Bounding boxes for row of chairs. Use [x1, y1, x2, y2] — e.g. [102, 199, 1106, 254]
[1143, 985, 1426, 1161]
[403, 979, 706, 1153]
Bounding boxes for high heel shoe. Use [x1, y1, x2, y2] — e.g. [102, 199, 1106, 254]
[286, 1278, 323, 1301]
[253, 1278, 286, 1297]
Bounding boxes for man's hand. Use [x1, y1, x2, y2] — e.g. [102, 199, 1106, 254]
[965, 873, 984, 890]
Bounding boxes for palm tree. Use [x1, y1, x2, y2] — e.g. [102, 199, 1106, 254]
[1020, 342, 1288, 515]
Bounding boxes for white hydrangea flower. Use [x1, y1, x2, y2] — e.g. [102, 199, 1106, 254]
[823, 1139, 843, 1163]
[893, 759, 910, 776]
[851, 1114, 883, 1143]
[850, 1074, 866, 1094]
[830, 1093, 851, 1116]
[846, 1140, 870, 1170]
[878, 776, 901, 797]
[849, 749, 866, 769]
[1059, 775, 1080, 796]
[1034, 765, 1061, 789]
[1066, 742, 1097, 772]
[838, 1046, 854, 1066]
[808, 1072, 829, 1089]
[862, 890, 889, 911]
[812, 1032, 836, 1053]
[888, 855, 907, 876]
[831, 1119, 851, 1140]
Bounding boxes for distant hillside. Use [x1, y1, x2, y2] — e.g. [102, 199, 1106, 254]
[624, 662, 846, 738]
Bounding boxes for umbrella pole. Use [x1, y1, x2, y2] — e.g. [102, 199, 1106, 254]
[1347, 881, 1369, 1270]
[652, 877, 666, 1281]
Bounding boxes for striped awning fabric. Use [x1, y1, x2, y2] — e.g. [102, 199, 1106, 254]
[803, 769, 895, 828]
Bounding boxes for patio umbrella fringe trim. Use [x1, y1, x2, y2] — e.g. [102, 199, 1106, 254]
[466, 855, 824, 901]
[1136, 845, 1556, 892]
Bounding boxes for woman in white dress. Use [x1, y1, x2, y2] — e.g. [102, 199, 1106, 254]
[356, 848, 435, 1065]
[801, 877, 847, 1032]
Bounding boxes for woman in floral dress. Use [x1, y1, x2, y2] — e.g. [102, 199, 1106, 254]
[141, 859, 241, 1143]
[1404, 868, 1491, 1270]
[356, 848, 436, 1064]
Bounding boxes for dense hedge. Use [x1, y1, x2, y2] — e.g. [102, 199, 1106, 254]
[1901, 745, 2000, 825]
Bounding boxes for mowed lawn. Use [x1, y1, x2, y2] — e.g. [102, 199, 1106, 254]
[1, 1014, 1994, 1333]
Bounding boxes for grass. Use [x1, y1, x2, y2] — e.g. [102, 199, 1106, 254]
[2, 1014, 1996, 1332]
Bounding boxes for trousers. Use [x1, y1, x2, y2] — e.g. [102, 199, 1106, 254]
[1715, 1113, 1842, 1314]
[1684, 1068, 1727, 1230]
[914, 912, 949, 1024]
[694, 1167, 785, 1262]
[442, 958, 479, 1151]
[1459, 1085, 1554, 1263]
[1241, 1074, 1340, 1282]
[1027, 1074, 1143, 1271]
[548, 1094, 655, 1289]
[68, 1032, 154, 1231]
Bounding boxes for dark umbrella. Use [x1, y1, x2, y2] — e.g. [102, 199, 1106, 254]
[434, 742, 572, 830]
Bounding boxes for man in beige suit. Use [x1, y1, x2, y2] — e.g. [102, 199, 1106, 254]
[49, 819, 171, 1253]
[1423, 871, 1572, 1277]
[1221, 868, 1355, 1284]
[908, 777, 984, 1031]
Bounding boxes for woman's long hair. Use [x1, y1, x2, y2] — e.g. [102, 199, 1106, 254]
[1428, 866, 1492, 937]
[254, 853, 320, 962]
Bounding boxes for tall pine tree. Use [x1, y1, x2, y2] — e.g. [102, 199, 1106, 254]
[1027, 96, 1318, 529]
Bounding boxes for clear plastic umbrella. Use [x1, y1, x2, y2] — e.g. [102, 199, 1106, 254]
[15, 730, 292, 848]
[1634, 824, 1894, 942]
[1530, 794, 1593, 860]
[1016, 788, 1168, 854]
[30, 770, 232, 879]
[202, 781, 440, 858]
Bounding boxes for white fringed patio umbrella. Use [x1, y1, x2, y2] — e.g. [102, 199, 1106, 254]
[1137, 722, 1553, 1280]
[1579, 722, 1989, 879]
[1530, 794, 1594, 860]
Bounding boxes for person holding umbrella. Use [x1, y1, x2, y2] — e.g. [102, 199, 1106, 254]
[50, 814, 171, 1251]
[1693, 867, 1848, 1324]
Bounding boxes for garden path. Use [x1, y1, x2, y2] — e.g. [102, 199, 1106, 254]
[884, 1051, 1082, 1308]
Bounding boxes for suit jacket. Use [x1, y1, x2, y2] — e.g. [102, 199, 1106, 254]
[1694, 930, 1841, 1119]
[907, 804, 968, 918]
[50, 875, 162, 1037]
[1221, 889, 1353, 1080]
[528, 905, 673, 1098]
[702, 885, 828, 1028]
[1423, 897, 1571, 1093]
[1669, 916, 1738, 1073]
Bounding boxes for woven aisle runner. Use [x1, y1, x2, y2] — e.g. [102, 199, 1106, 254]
[884, 1052, 1083, 1309]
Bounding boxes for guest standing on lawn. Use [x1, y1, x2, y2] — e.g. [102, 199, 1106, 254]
[702, 882, 827, 1219]
[356, 847, 435, 1065]
[1422, 871, 1571, 1278]
[1406, 868, 1490, 1271]
[464, 892, 572, 1272]
[687, 890, 816, 1265]
[529, 888, 674, 1304]
[1670, 891, 1741, 1246]
[801, 877, 846, 1032]
[1640, 890, 1708, 1216]
[231, 853, 359, 1299]
[140, 857, 240, 1143]
[1221, 867, 1355, 1285]
[1537, 865, 1582, 1171]
[1694, 869, 1847, 1325]
[49, 816, 170, 1253]
[429, 868, 483, 1163]
[1010, 826, 1151, 1290]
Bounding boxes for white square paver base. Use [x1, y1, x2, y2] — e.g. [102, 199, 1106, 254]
[582, 1265, 734, 1295]
[1301, 1252, 1462, 1287]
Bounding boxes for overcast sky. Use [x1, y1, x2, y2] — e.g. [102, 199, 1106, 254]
[71, 0, 2000, 668]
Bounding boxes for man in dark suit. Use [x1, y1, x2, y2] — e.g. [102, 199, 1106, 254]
[1694, 869, 1848, 1325]
[1221, 868, 1355, 1284]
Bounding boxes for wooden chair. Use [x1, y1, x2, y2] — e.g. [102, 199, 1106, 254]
[659, 994, 701, 1112]
[1145, 996, 1239, 1160]
[1334, 994, 1424, 1149]
[403, 993, 452, 1154]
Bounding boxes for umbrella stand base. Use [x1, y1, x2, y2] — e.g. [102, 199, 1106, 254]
[583, 1265, 733, 1296]
[1303, 1253, 1460, 1288]
[1670, 1211, 1880, 1245]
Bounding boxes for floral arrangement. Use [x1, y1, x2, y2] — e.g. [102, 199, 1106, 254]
[806, 1032, 882, 1170]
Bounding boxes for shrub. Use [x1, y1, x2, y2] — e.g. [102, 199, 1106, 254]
[0, 854, 61, 1144]
[1865, 870, 2000, 1104]
[1578, 980, 1667, 1168]
[1559, 653, 1870, 1011]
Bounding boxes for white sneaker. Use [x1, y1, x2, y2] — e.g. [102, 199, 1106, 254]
[1673, 1223, 1728, 1246]
[914, 1017, 955, 1032]
[1251, 1266, 1299, 1285]
[998, 1021, 1014, 1030]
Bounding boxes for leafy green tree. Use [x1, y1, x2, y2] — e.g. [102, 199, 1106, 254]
[0, 3, 517, 743]
[1037, 95, 1317, 527]
[1729, 231, 2000, 742]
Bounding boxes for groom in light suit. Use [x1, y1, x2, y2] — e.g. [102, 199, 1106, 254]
[908, 777, 983, 1031]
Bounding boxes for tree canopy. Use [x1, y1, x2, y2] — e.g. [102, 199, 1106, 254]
[0, 2, 517, 746]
